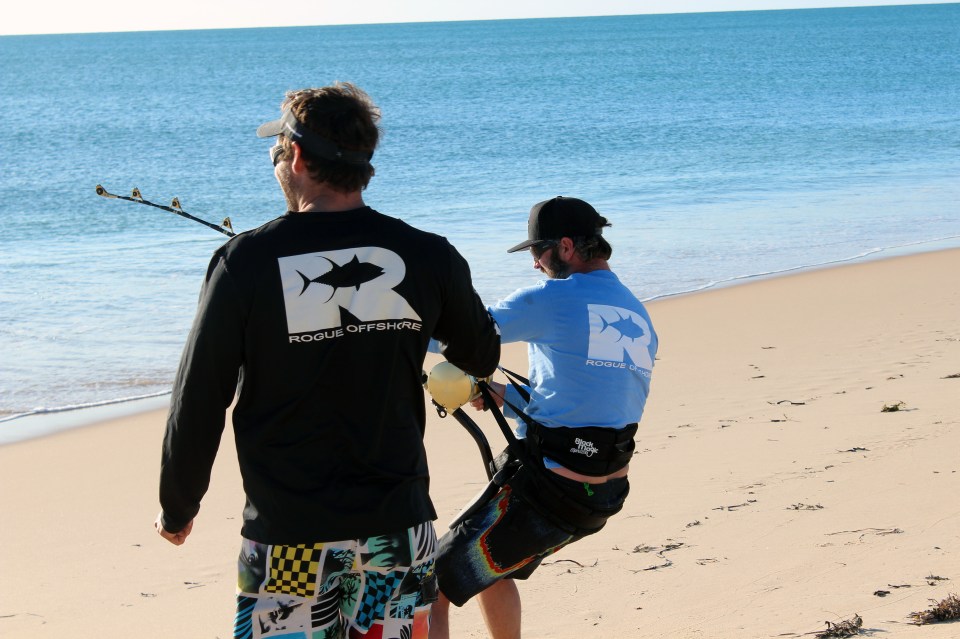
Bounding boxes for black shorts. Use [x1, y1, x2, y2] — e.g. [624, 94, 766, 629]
[435, 462, 628, 607]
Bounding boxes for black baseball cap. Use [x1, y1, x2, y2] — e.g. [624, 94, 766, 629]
[256, 109, 373, 165]
[506, 196, 604, 253]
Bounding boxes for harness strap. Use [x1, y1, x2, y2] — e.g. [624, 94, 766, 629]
[498, 365, 532, 402]
[477, 382, 530, 465]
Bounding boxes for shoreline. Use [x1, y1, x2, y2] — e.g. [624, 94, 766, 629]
[643, 234, 960, 302]
[1, 245, 958, 637]
[0, 393, 171, 445]
[3, 239, 959, 443]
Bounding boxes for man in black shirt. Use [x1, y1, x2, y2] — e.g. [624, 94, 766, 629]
[154, 83, 499, 639]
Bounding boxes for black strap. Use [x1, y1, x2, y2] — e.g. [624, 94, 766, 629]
[483, 372, 542, 437]
[498, 365, 531, 403]
[278, 109, 373, 165]
[477, 382, 530, 466]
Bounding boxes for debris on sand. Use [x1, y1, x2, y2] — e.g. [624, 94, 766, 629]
[881, 401, 906, 412]
[908, 593, 960, 625]
[630, 541, 684, 572]
[813, 614, 862, 637]
[541, 558, 598, 569]
[712, 500, 756, 512]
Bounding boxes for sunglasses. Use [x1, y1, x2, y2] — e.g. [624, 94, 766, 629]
[269, 143, 285, 167]
[530, 240, 558, 259]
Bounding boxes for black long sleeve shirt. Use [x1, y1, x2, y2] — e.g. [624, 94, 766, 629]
[159, 207, 500, 543]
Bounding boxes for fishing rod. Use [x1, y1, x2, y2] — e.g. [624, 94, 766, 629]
[95, 184, 236, 237]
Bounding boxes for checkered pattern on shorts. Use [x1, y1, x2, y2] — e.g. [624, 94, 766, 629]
[264, 543, 323, 598]
[355, 571, 405, 628]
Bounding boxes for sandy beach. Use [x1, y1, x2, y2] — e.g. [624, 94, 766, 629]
[1, 248, 958, 638]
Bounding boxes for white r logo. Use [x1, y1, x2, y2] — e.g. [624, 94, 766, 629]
[278, 247, 421, 334]
[587, 304, 654, 371]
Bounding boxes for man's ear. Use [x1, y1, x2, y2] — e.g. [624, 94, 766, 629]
[557, 237, 576, 260]
[289, 142, 307, 174]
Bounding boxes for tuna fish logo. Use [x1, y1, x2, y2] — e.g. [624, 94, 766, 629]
[297, 255, 385, 302]
[587, 304, 655, 371]
[600, 312, 646, 342]
[278, 247, 421, 334]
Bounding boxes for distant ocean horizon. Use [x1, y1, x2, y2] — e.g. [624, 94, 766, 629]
[1, 4, 958, 428]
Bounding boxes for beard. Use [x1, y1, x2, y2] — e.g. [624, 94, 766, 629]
[275, 162, 298, 212]
[544, 251, 570, 279]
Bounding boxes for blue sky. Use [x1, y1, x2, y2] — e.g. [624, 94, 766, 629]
[2, 0, 953, 35]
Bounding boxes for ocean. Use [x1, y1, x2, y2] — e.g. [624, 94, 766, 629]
[1, 4, 958, 425]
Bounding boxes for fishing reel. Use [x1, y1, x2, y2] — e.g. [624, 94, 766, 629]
[422, 362, 498, 480]
[423, 361, 488, 416]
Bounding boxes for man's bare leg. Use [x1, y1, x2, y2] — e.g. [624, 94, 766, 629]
[428, 592, 451, 639]
[476, 579, 521, 639]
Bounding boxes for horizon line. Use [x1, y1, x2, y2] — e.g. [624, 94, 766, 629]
[1, 2, 953, 38]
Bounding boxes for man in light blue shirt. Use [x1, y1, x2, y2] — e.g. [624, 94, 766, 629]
[430, 197, 658, 639]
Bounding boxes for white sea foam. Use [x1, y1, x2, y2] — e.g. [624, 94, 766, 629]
[0, 392, 171, 445]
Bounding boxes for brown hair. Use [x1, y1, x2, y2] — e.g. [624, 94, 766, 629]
[573, 216, 613, 260]
[277, 83, 381, 193]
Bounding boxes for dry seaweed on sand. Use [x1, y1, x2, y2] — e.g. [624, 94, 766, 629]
[881, 401, 906, 412]
[811, 614, 862, 638]
[629, 541, 684, 572]
[907, 593, 960, 625]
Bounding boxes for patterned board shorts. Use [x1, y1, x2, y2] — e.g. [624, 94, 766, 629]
[233, 522, 438, 639]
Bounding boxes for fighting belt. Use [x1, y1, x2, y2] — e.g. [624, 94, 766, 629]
[494, 366, 637, 477]
[525, 421, 637, 477]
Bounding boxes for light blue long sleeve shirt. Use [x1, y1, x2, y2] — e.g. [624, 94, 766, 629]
[490, 270, 657, 438]
[429, 270, 657, 471]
